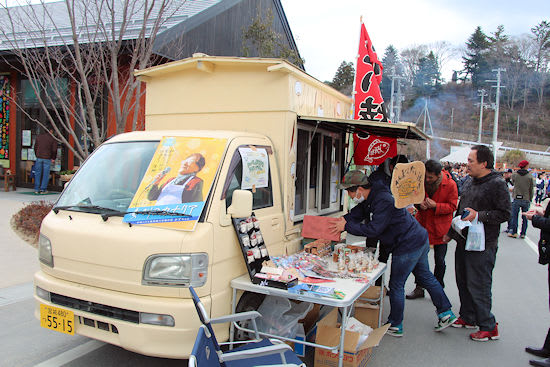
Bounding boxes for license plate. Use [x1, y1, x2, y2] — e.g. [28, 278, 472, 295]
[40, 304, 75, 335]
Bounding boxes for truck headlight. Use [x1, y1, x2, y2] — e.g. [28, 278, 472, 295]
[143, 253, 208, 287]
[38, 234, 54, 267]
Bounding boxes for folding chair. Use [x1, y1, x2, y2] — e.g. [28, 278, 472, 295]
[188, 286, 305, 367]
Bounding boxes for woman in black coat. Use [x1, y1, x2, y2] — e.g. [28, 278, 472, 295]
[524, 203, 550, 367]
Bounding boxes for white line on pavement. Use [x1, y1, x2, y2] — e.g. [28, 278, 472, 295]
[523, 236, 539, 255]
[33, 340, 105, 367]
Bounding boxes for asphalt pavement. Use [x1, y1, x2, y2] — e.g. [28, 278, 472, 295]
[0, 185, 549, 366]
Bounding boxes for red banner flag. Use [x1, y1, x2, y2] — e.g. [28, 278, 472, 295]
[353, 133, 397, 166]
[353, 22, 396, 165]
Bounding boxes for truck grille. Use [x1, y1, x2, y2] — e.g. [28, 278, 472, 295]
[51, 292, 140, 323]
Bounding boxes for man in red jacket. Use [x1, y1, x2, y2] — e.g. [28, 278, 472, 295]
[407, 159, 458, 299]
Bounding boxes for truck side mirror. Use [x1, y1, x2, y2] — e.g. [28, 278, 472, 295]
[227, 190, 253, 218]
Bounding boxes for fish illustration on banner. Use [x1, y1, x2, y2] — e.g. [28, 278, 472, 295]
[353, 133, 397, 166]
[353, 21, 397, 166]
[124, 136, 226, 231]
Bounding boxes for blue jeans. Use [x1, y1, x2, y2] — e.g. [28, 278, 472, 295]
[510, 199, 530, 235]
[388, 240, 453, 326]
[34, 158, 51, 192]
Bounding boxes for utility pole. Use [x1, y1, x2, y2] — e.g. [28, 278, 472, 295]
[477, 89, 487, 143]
[516, 114, 520, 136]
[389, 74, 395, 122]
[389, 74, 404, 122]
[395, 78, 403, 122]
[416, 98, 434, 136]
[486, 68, 506, 163]
[450, 108, 454, 131]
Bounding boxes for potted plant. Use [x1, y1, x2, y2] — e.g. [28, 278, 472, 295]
[59, 169, 76, 181]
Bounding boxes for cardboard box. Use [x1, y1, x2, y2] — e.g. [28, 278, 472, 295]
[358, 285, 386, 301]
[300, 303, 321, 334]
[314, 309, 389, 367]
[354, 286, 386, 329]
[354, 304, 381, 330]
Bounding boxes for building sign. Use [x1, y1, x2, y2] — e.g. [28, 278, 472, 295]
[124, 136, 227, 231]
[0, 75, 10, 165]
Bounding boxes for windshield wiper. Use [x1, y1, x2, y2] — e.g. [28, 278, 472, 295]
[101, 209, 192, 221]
[53, 205, 119, 215]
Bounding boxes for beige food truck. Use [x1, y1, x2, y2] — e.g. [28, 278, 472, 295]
[33, 55, 427, 358]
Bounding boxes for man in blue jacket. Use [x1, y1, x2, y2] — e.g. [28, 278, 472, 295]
[329, 170, 457, 337]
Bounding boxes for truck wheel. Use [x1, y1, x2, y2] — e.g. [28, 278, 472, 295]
[234, 292, 266, 341]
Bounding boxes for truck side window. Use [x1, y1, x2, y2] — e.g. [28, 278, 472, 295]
[294, 124, 342, 220]
[223, 146, 273, 210]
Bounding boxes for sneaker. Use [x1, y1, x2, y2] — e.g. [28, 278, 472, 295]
[508, 233, 518, 238]
[435, 310, 458, 331]
[470, 324, 499, 341]
[40, 190, 49, 194]
[386, 323, 403, 337]
[520, 234, 526, 239]
[451, 317, 477, 329]
[34, 191, 40, 195]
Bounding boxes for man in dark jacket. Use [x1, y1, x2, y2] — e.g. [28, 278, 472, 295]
[448, 145, 511, 341]
[33, 128, 57, 194]
[329, 170, 457, 337]
[509, 160, 534, 238]
[523, 203, 550, 367]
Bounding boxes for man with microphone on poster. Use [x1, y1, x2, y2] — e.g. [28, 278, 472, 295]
[147, 153, 205, 205]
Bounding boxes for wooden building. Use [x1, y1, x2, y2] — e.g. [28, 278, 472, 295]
[0, 0, 301, 191]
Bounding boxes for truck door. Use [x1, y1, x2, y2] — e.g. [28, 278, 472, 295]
[220, 142, 284, 256]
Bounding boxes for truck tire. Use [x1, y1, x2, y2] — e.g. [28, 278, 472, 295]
[234, 292, 266, 341]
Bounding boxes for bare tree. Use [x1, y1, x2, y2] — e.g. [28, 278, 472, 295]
[400, 44, 428, 85]
[530, 20, 550, 107]
[429, 41, 458, 81]
[0, 0, 185, 161]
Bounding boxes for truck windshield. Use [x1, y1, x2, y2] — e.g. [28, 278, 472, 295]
[56, 141, 158, 213]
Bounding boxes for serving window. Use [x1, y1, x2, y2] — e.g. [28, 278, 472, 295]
[293, 124, 343, 221]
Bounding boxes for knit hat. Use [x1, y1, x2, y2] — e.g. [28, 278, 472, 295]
[518, 160, 529, 168]
[337, 170, 370, 189]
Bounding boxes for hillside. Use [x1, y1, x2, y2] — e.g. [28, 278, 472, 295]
[399, 82, 550, 159]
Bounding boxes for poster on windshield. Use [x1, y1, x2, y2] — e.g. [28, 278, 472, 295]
[124, 136, 227, 231]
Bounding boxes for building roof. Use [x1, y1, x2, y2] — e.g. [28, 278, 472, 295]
[0, 0, 221, 51]
[152, 0, 303, 69]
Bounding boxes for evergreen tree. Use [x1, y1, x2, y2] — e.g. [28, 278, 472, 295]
[328, 61, 355, 95]
[380, 45, 402, 102]
[462, 26, 491, 87]
[413, 51, 441, 97]
[487, 25, 510, 68]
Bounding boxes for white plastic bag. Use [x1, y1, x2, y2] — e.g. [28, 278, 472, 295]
[256, 296, 313, 338]
[465, 214, 485, 252]
[451, 215, 471, 238]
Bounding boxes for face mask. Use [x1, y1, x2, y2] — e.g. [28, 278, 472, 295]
[352, 193, 364, 204]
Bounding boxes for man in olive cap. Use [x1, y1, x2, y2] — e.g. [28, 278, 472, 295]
[329, 170, 457, 337]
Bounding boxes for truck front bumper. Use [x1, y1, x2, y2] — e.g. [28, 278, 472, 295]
[33, 270, 214, 359]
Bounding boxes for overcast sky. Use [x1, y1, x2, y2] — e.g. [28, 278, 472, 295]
[280, 0, 550, 83]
